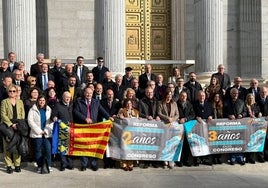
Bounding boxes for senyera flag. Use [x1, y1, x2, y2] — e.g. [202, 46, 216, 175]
[52, 120, 113, 159]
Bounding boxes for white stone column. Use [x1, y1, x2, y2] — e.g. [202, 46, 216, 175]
[262, 0, 268, 81]
[103, 0, 126, 75]
[171, 0, 186, 60]
[240, 0, 261, 79]
[2, 0, 36, 71]
[194, 0, 223, 74]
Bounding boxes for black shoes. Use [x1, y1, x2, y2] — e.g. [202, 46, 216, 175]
[247, 158, 255, 164]
[213, 158, 222, 165]
[80, 166, 87, 171]
[91, 165, 98, 171]
[15, 166, 21, 173]
[238, 161, 245, 165]
[7, 166, 13, 174]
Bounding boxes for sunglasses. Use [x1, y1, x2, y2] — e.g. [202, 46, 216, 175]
[9, 90, 16, 93]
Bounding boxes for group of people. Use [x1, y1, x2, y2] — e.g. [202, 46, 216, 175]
[0, 52, 268, 174]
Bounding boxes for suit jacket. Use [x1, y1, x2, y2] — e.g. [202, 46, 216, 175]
[224, 98, 247, 118]
[211, 72, 231, 90]
[177, 101, 196, 121]
[113, 84, 127, 101]
[138, 73, 157, 89]
[13, 80, 27, 91]
[73, 97, 110, 123]
[226, 86, 248, 101]
[92, 66, 109, 84]
[247, 87, 261, 102]
[100, 98, 121, 116]
[174, 86, 191, 102]
[138, 97, 158, 119]
[132, 87, 145, 99]
[50, 66, 65, 86]
[193, 100, 214, 119]
[36, 73, 55, 91]
[1, 99, 25, 127]
[257, 97, 268, 116]
[155, 84, 167, 101]
[51, 101, 74, 124]
[158, 101, 179, 123]
[73, 65, 90, 85]
[30, 62, 42, 77]
[122, 75, 134, 88]
[184, 81, 203, 104]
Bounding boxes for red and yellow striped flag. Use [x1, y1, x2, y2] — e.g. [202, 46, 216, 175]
[58, 120, 112, 159]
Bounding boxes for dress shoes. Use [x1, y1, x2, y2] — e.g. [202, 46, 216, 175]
[258, 157, 265, 163]
[238, 161, 245, 166]
[80, 166, 87, 171]
[229, 161, 235, 165]
[7, 166, 13, 174]
[176, 162, 183, 167]
[60, 166, 65, 171]
[183, 161, 192, 167]
[90, 159, 99, 171]
[15, 166, 21, 173]
[66, 165, 74, 170]
[247, 158, 255, 164]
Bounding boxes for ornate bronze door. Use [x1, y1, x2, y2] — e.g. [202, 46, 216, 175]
[126, 0, 171, 60]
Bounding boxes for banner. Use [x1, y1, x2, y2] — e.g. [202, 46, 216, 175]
[108, 118, 184, 161]
[184, 118, 267, 156]
[52, 120, 112, 159]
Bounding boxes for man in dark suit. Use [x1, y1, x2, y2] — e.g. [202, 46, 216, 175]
[184, 72, 203, 104]
[138, 64, 157, 89]
[51, 91, 74, 171]
[36, 63, 55, 91]
[92, 57, 109, 84]
[122, 67, 134, 88]
[138, 87, 160, 168]
[50, 58, 65, 91]
[211, 64, 231, 96]
[7, 52, 18, 72]
[226, 77, 248, 101]
[174, 77, 190, 102]
[73, 56, 90, 85]
[113, 74, 127, 101]
[247, 78, 261, 102]
[0, 59, 13, 86]
[257, 86, 268, 162]
[30, 53, 45, 77]
[102, 71, 116, 92]
[73, 87, 114, 171]
[224, 88, 247, 165]
[131, 78, 145, 100]
[59, 64, 80, 90]
[93, 83, 106, 100]
[193, 90, 214, 166]
[177, 91, 195, 167]
[155, 74, 167, 101]
[12, 69, 27, 95]
[100, 89, 121, 168]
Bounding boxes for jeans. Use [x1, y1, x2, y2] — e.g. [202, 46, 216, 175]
[34, 137, 52, 167]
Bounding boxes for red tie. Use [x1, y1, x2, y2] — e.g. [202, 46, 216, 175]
[87, 100, 91, 118]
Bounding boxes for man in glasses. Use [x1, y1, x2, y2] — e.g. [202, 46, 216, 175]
[92, 57, 109, 84]
[247, 78, 261, 102]
[226, 77, 248, 101]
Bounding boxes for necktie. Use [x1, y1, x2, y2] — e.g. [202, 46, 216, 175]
[16, 81, 19, 85]
[87, 100, 91, 118]
[43, 74, 47, 90]
[80, 67, 82, 81]
[109, 101, 112, 109]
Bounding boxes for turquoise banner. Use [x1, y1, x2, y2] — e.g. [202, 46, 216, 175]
[184, 118, 267, 156]
[108, 118, 184, 161]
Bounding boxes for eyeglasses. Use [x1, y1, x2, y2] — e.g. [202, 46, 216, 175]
[98, 60, 104, 62]
[9, 90, 16, 93]
[31, 80, 36, 82]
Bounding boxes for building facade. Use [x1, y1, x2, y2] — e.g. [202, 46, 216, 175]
[0, 0, 268, 83]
